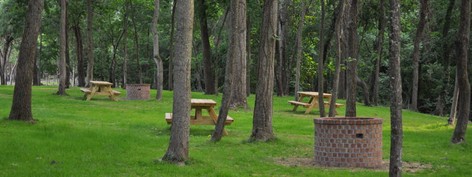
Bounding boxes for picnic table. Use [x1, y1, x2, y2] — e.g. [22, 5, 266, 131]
[80, 81, 120, 101]
[165, 99, 234, 135]
[288, 91, 343, 114]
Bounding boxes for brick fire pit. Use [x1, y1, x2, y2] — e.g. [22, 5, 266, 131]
[314, 117, 383, 168]
[126, 84, 150, 100]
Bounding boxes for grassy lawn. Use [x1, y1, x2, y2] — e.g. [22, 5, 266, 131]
[0, 86, 471, 177]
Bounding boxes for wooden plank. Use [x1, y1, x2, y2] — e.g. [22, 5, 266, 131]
[191, 99, 217, 107]
[164, 113, 233, 125]
[323, 101, 344, 108]
[288, 101, 311, 107]
[80, 88, 91, 93]
[90, 81, 113, 85]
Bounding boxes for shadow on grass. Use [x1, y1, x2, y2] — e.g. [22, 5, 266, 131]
[153, 126, 215, 137]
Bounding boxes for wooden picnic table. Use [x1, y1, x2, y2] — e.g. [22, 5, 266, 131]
[288, 91, 343, 114]
[165, 99, 234, 135]
[80, 81, 120, 101]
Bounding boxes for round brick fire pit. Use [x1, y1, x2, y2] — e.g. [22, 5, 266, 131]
[314, 117, 383, 168]
[126, 84, 150, 100]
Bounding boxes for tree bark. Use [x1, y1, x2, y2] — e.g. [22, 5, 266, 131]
[443, 0, 456, 124]
[211, 0, 246, 138]
[162, 0, 193, 163]
[329, 0, 345, 117]
[152, 0, 163, 100]
[388, 0, 403, 176]
[345, 0, 358, 117]
[246, 13, 251, 97]
[198, 0, 216, 95]
[228, 0, 247, 108]
[168, 0, 178, 90]
[122, 0, 129, 88]
[411, 0, 429, 111]
[250, 0, 277, 142]
[318, 0, 326, 117]
[57, 0, 67, 95]
[8, 0, 44, 122]
[276, 0, 290, 97]
[1, 36, 14, 85]
[33, 33, 42, 86]
[130, 1, 142, 84]
[370, 0, 386, 106]
[85, 0, 94, 87]
[448, 72, 459, 125]
[451, 0, 471, 144]
[294, 1, 307, 101]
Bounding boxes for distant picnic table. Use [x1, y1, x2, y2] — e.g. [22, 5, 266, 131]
[80, 81, 120, 101]
[165, 99, 234, 135]
[288, 91, 343, 114]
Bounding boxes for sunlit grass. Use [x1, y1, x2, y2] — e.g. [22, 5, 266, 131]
[0, 85, 470, 176]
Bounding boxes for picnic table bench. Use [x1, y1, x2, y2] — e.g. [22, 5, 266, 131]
[165, 99, 234, 135]
[289, 91, 344, 114]
[81, 81, 120, 101]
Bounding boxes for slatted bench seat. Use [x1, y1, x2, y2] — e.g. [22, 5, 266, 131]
[165, 113, 234, 125]
[324, 102, 344, 108]
[288, 101, 311, 107]
[80, 88, 91, 93]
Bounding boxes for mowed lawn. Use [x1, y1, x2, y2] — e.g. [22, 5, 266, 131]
[0, 86, 471, 177]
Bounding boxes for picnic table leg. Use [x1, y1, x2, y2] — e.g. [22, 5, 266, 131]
[195, 108, 202, 120]
[292, 94, 305, 111]
[208, 107, 228, 135]
[304, 96, 318, 114]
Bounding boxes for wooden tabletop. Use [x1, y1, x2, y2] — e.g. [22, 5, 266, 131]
[298, 91, 332, 97]
[90, 81, 113, 86]
[191, 99, 217, 107]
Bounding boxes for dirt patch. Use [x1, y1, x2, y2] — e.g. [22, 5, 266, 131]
[274, 157, 432, 173]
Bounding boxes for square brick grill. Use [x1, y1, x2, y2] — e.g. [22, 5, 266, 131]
[126, 84, 150, 100]
[314, 117, 383, 168]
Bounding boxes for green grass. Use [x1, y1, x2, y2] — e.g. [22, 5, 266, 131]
[0, 85, 470, 177]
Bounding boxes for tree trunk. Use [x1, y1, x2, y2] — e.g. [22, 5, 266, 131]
[451, 0, 471, 144]
[318, 0, 326, 117]
[57, 0, 67, 95]
[72, 24, 85, 87]
[65, 21, 71, 88]
[411, 0, 429, 111]
[152, 0, 163, 100]
[448, 72, 459, 125]
[33, 33, 42, 86]
[198, 0, 216, 95]
[250, 0, 277, 142]
[85, 0, 94, 86]
[1, 36, 14, 85]
[356, 76, 370, 106]
[443, 0, 456, 124]
[122, 1, 129, 88]
[228, 0, 247, 108]
[371, 0, 386, 106]
[388, 0, 403, 176]
[168, 0, 178, 90]
[276, 0, 290, 97]
[246, 14, 251, 97]
[345, 0, 358, 117]
[211, 0, 245, 138]
[130, 2, 142, 84]
[8, 0, 44, 122]
[162, 0, 193, 163]
[294, 1, 307, 101]
[329, 0, 345, 117]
